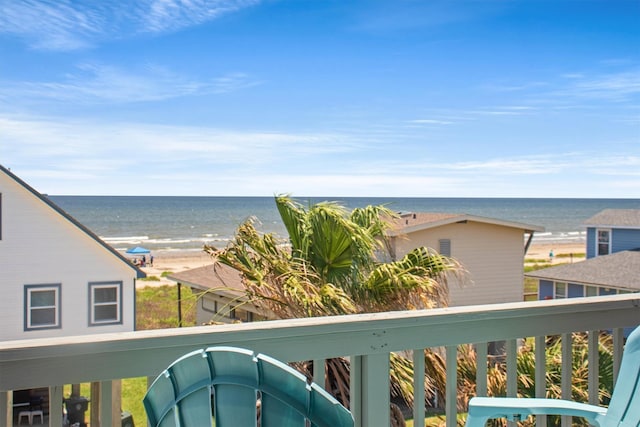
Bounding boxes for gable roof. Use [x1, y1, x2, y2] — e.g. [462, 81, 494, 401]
[387, 212, 544, 236]
[0, 164, 145, 278]
[168, 263, 269, 317]
[525, 249, 640, 290]
[168, 263, 244, 296]
[583, 209, 640, 229]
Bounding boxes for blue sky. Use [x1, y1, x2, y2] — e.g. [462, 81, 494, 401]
[1, 0, 639, 197]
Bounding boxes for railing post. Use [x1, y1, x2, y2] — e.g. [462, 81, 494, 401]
[588, 331, 599, 406]
[0, 390, 11, 427]
[475, 343, 487, 397]
[100, 380, 113, 427]
[535, 335, 547, 427]
[50, 385, 64, 427]
[506, 339, 518, 427]
[350, 353, 390, 427]
[413, 349, 426, 426]
[445, 345, 457, 427]
[313, 358, 325, 389]
[112, 380, 122, 427]
[561, 333, 572, 427]
[91, 382, 101, 426]
[613, 328, 624, 383]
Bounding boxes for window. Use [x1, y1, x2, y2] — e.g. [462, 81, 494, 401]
[554, 282, 567, 299]
[89, 282, 122, 325]
[597, 229, 610, 256]
[439, 239, 451, 257]
[585, 286, 598, 297]
[25, 284, 61, 330]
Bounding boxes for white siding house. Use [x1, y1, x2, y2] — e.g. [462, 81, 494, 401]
[388, 212, 544, 307]
[0, 165, 143, 342]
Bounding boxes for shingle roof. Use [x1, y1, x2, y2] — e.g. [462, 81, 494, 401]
[583, 209, 640, 229]
[387, 212, 544, 236]
[525, 249, 640, 290]
[168, 262, 245, 296]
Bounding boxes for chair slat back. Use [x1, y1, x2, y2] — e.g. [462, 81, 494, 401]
[602, 326, 640, 427]
[144, 346, 354, 427]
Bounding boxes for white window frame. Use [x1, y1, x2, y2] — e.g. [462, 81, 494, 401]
[596, 228, 611, 256]
[585, 286, 598, 297]
[554, 282, 567, 299]
[89, 281, 122, 326]
[25, 284, 61, 330]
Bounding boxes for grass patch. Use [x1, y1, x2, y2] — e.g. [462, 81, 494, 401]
[556, 252, 585, 258]
[524, 263, 552, 272]
[525, 258, 549, 263]
[136, 285, 197, 330]
[139, 275, 160, 281]
[160, 271, 174, 277]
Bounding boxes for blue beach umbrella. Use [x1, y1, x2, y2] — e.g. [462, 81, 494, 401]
[126, 246, 150, 255]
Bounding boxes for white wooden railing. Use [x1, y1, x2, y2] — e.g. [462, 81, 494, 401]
[1, 293, 639, 427]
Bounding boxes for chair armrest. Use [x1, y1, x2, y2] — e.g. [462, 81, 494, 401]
[466, 397, 607, 427]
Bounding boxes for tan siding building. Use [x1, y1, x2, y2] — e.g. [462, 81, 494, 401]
[388, 213, 544, 307]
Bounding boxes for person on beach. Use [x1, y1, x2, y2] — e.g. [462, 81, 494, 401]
[549, 249, 554, 262]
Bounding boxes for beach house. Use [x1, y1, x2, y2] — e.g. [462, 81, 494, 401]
[168, 263, 269, 325]
[527, 209, 640, 300]
[0, 164, 143, 422]
[387, 212, 544, 306]
[171, 211, 544, 325]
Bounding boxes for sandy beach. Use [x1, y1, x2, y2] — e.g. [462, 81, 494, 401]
[525, 242, 585, 264]
[136, 241, 586, 288]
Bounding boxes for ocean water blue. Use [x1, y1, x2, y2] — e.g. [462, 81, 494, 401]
[50, 196, 640, 254]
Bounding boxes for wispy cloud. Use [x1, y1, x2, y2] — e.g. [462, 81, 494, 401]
[1, 115, 359, 167]
[1, 64, 261, 103]
[567, 70, 640, 101]
[408, 119, 454, 125]
[0, 0, 260, 51]
[4, 114, 638, 197]
[143, 0, 260, 33]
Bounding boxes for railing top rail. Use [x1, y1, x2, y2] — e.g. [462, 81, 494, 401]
[0, 294, 638, 391]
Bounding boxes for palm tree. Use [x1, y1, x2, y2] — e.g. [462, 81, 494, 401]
[205, 195, 467, 418]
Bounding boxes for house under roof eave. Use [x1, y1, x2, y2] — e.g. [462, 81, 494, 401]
[525, 249, 640, 291]
[0, 164, 145, 279]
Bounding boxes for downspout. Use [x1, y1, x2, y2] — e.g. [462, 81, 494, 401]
[524, 232, 535, 255]
[178, 283, 183, 327]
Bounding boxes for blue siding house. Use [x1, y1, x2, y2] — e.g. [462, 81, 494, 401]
[527, 209, 640, 300]
[584, 209, 640, 258]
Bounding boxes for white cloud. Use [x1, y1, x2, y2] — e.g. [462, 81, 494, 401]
[1, 64, 261, 104]
[408, 119, 454, 125]
[0, 0, 260, 51]
[143, 0, 260, 33]
[570, 70, 640, 101]
[3, 114, 639, 198]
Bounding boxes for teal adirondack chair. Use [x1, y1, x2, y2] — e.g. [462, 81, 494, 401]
[466, 325, 640, 427]
[143, 346, 354, 427]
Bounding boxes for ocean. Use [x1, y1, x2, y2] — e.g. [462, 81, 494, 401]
[49, 196, 640, 254]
